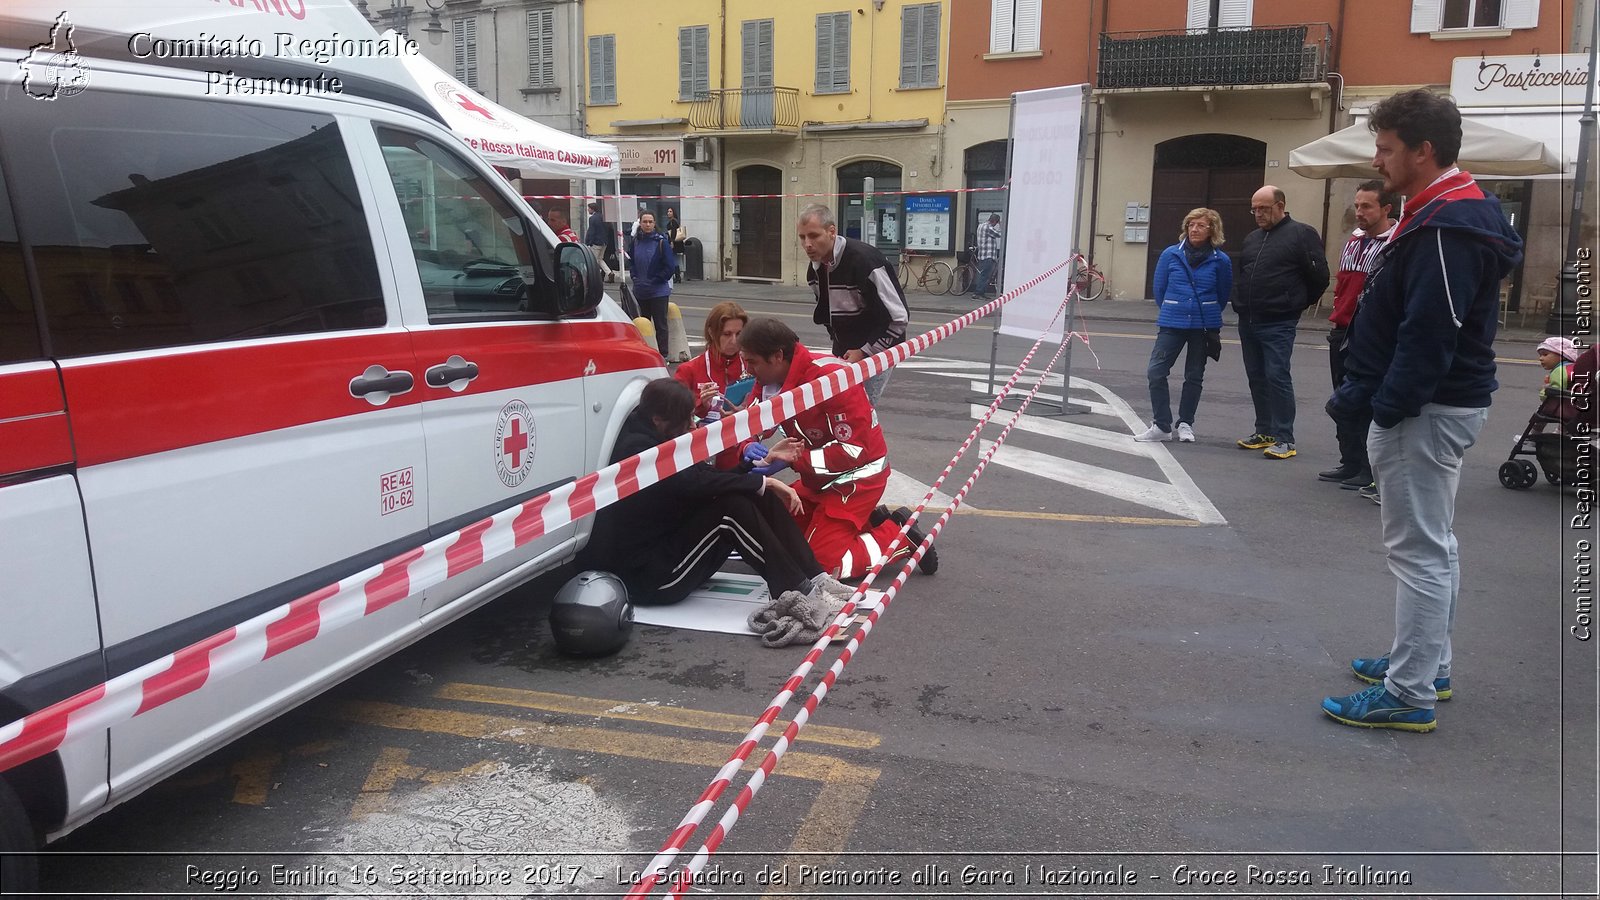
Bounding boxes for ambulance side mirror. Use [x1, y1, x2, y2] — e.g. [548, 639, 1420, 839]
[555, 242, 603, 317]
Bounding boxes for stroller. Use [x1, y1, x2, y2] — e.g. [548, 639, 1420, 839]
[1498, 386, 1587, 490]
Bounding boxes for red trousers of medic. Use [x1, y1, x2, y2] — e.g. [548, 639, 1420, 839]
[766, 343, 907, 579]
[793, 471, 906, 579]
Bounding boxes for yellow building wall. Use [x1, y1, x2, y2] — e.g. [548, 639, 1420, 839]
[584, 0, 948, 136]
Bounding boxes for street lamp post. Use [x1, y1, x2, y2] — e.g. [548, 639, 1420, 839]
[1551, 4, 1599, 334]
[383, 0, 446, 46]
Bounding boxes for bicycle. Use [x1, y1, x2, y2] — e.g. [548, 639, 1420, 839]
[896, 250, 951, 294]
[1070, 254, 1106, 301]
[948, 249, 978, 296]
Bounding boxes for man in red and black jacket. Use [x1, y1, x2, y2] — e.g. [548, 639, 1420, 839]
[1320, 179, 1397, 490]
[736, 317, 936, 579]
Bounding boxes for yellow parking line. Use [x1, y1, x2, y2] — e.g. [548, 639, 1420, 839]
[434, 683, 880, 750]
[921, 505, 1201, 526]
[965, 507, 1202, 526]
[332, 699, 881, 885]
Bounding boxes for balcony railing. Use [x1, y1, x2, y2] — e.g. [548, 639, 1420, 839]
[687, 87, 801, 133]
[1098, 23, 1330, 90]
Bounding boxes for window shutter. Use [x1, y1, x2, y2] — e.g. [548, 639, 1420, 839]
[990, 0, 1014, 54]
[694, 26, 710, 95]
[1218, 0, 1253, 29]
[1186, 0, 1209, 32]
[1502, 0, 1538, 28]
[1014, 0, 1041, 51]
[588, 35, 603, 103]
[741, 20, 757, 88]
[680, 26, 697, 99]
[1410, 0, 1442, 32]
[454, 17, 478, 88]
[602, 36, 616, 103]
[759, 20, 774, 87]
[815, 14, 833, 93]
[589, 35, 615, 104]
[832, 14, 850, 91]
[816, 13, 850, 93]
[919, 4, 940, 87]
[900, 5, 921, 87]
[528, 8, 554, 88]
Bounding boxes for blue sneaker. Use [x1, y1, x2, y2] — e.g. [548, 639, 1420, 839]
[1322, 683, 1436, 732]
[1351, 656, 1452, 701]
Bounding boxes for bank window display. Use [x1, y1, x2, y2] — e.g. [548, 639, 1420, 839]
[837, 161, 903, 254]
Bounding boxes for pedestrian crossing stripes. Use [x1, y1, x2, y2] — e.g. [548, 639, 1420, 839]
[903, 359, 1226, 525]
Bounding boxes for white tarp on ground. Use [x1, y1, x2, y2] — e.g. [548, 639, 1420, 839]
[630, 572, 883, 637]
[392, 34, 618, 180]
[1288, 116, 1564, 179]
[1000, 84, 1088, 343]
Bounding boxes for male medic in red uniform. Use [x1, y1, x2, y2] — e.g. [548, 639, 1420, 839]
[736, 317, 938, 579]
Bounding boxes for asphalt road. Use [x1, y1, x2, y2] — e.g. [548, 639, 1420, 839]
[37, 291, 1597, 899]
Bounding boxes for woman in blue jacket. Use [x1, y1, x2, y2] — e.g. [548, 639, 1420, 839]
[1134, 208, 1232, 443]
[628, 211, 677, 356]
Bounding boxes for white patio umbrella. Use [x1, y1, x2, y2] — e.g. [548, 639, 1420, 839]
[1289, 117, 1563, 179]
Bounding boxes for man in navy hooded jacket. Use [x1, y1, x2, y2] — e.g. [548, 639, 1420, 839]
[1321, 89, 1523, 733]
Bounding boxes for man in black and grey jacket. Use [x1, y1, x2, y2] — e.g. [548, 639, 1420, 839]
[1232, 185, 1331, 460]
[797, 203, 909, 406]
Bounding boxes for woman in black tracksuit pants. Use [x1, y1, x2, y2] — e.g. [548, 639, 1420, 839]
[582, 379, 843, 606]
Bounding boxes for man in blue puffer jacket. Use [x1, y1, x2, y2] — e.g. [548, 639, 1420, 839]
[1133, 208, 1233, 444]
[1321, 89, 1523, 734]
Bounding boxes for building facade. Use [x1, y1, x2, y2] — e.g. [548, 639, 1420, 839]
[948, 0, 1584, 314]
[373, 0, 589, 206]
[583, 0, 951, 284]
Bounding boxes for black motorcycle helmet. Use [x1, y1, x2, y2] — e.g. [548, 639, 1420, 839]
[549, 570, 634, 657]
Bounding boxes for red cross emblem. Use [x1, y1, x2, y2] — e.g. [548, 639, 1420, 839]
[494, 400, 536, 487]
[501, 417, 528, 468]
[452, 90, 495, 122]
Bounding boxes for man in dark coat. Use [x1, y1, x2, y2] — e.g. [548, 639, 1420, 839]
[1233, 185, 1331, 460]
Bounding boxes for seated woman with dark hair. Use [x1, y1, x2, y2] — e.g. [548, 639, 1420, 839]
[581, 378, 853, 608]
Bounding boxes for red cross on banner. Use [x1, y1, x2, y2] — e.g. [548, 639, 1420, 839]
[452, 90, 494, 121]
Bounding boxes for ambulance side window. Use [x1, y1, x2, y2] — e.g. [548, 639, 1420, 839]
[374, 128, 552, 324]
[0, 157, 42, 364]
[0, 90, 385, 358]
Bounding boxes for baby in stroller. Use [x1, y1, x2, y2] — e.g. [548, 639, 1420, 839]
[1500, 337, 1586, 490]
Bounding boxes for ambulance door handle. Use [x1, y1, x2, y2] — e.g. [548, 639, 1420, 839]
[424, 356, 480, 390]
[349, 365, 414, 403]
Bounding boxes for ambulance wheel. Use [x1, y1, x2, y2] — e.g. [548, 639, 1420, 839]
[0, 776, 39, 896]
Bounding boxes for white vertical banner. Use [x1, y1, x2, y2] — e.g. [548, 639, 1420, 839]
[999, 84, 1087, 343]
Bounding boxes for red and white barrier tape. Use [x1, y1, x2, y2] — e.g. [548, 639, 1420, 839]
[662, 344, 1074, 899]
[623, 292, 1076, 898]
[0, 260, 1075, 776]
[523, 184, 1009, 203]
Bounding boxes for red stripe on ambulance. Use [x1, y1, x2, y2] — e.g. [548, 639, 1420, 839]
[0, 365, 73, 477]
[59, 322, 657, 469]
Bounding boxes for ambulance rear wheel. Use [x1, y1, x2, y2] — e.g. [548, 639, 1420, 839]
[0, 776, 39, 896]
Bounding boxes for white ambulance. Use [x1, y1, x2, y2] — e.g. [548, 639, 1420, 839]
[0, 3, 663, 889]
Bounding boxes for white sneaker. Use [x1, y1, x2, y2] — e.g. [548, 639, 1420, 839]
[1133, 423, 1172, 442]
[1176, 423, 1195, 443]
